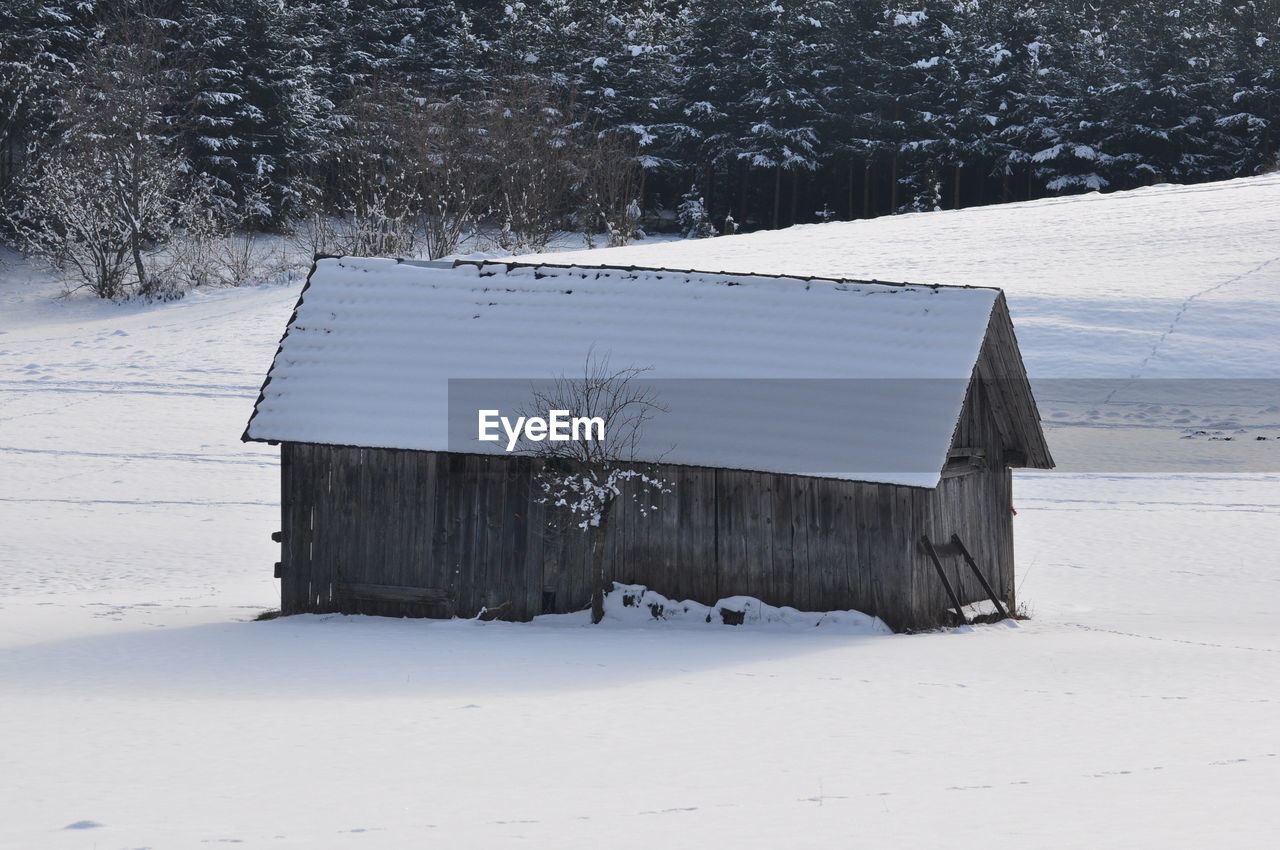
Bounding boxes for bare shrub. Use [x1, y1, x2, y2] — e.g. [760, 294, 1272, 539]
[578, 132, 644, 249]
[287, 75, 648, 263]
[297, 86, 493, 261]
[479, 74, 581, 254]
[160, 178, 297, 288]
[518, 354, 668, 465]
[291, 207, 354, 260]
[518, 352, 670, 622]
[403, 95, 488, 260]
[215, 231, 274, 286]
[3, 13, 200, 299]
[7, 144, 180, 298]
[310, 84, 422, 258]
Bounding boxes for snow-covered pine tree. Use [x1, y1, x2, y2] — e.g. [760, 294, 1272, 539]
[676, 186, 716, 237]
[313, 0, 469, 95]
[176, 0, 333, 224]
[1087, 1, 1237, 190]
[865, 3, 957, 213]
[671, 0, 837, 227]
[988, 1, 1089, 200]
[662, 0, 736, 219]
[938, 1, 1016, 209]
[823, 0, 887, 217]
[733, 0, 837, 227]
[577, 1, 681, 176]
[1013, 3, 1115, 196]
[0, 0, 95, 196]
[1217, 0, 1280, 175]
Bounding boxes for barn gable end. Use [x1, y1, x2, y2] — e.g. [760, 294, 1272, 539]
[973, 293, 1054, 470]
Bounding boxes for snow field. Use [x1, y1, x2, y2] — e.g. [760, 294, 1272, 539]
[3, 176, 1280, 847]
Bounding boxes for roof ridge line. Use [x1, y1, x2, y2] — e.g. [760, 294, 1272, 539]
[447, 257, 1003, 294]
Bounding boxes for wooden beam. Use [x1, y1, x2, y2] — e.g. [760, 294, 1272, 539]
[334, 583, 452, 605]
[951, 534, 1009, 619]
[941, 456, 986, 479]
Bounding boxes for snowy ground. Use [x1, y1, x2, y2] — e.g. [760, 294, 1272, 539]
[2, 178, 1279, 848]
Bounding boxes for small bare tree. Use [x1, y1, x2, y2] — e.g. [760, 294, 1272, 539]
[403, 95, 489, 260]
[518, 353, 670, 623]
[304, 83, 422, 259]
[7, 142, 192, 298]
[578, 132, 643, 249]
[4, 15, 200, 298]
[298, 86, 493, 261]
[478, 73, 581, 254]
[165, 175, 296, 288]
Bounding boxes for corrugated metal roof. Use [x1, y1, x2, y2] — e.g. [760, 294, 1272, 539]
[244, 258, 1004, 487]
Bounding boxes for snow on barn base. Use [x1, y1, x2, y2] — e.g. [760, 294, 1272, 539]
[588, 583, 894, 632]
[2, 175, 1279, 847]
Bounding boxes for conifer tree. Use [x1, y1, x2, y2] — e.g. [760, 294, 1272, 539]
[0, 0, 95, 193]
[178, 0, 333, 223]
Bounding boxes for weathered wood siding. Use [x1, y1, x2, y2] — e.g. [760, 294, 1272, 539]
[278, 374, 1020, 632]
[915, 377, 1017, 626]
[976, 293, 1054, 468]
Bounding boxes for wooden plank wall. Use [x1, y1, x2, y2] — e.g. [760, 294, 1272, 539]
[277, 381, 1019, 630]
[915, 377, 1017, 626]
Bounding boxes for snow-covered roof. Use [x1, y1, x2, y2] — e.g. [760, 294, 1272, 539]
[244, 258, 1017, 487]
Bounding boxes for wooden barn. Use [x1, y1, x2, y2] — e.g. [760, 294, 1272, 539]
[243, 257, 1053, 631]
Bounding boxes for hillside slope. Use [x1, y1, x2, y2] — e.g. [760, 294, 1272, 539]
[549, 175, 1280, 380]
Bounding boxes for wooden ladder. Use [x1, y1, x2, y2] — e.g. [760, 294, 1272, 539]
[920, 533, 1010, 626]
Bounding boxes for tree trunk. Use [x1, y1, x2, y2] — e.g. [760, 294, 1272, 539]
[890, 104, 902, 214]
[890, 155, 899, 213]
[863, 164, 872, 219]
[847, 161, 854, 220]
[126, 151, 147, 291]
[772, 164, 782, 229]
[704, 160, 715, 220]
[130, 232, 147, 292]
[738, 165, 748, 224]
[953, 164, 962, 209]
[589, 495, 617, 624]
[790, 169, 799, 226]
